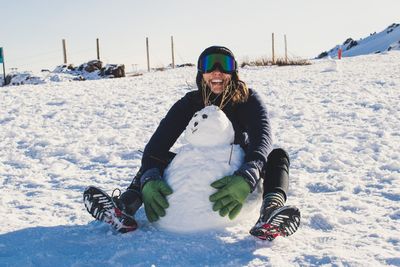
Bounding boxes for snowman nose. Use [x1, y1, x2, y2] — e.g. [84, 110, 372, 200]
[194, 122, 198, 127]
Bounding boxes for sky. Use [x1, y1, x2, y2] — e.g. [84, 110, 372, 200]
[1, 0, 399, 73]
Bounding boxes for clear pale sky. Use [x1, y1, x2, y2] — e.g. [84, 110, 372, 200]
[1, 0, 399, 73]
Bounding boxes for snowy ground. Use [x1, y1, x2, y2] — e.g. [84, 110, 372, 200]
[0, 51, 399, 266]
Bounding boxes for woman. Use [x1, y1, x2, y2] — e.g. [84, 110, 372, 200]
[84, 46, 300, 241]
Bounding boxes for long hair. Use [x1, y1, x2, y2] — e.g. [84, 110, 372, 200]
[231, 72, 249, 104]
[196, 71, 249, 109]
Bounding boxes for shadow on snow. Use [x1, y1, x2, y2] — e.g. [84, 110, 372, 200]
[0, 220, 264, 267]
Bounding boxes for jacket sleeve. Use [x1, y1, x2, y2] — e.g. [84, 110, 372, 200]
[139, 92, 198, 187]
[234, 89, 272, 192]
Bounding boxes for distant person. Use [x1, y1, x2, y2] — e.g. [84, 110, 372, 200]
[84, 46, 300, 241]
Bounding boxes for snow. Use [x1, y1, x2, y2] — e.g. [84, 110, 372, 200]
[1, 51, 400, 266]
[320, 23, 400, 58]
[159, 105, 261, 232]
[184, 105, 235, 147]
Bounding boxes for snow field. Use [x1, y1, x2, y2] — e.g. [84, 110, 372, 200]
[0, 51, 399, 266]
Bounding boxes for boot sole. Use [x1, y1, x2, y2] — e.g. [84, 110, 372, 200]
[83, 186, 137, 233]
[250, 205, 300, 241]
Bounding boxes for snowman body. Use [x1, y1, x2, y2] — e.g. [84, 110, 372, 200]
[157, 105, 261, 233]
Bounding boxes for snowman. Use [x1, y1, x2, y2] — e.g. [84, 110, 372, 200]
[157, 105, 261, 233]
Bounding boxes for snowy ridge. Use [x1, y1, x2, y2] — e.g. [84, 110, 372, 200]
[318, 23, 400, 58]
[1, 52, 400, 266]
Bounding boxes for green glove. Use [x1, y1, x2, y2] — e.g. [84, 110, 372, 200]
[142, 180, 173, 222]
[209, 175, 251, 220]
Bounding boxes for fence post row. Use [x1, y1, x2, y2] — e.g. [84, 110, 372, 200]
[59, 34, 291, 71]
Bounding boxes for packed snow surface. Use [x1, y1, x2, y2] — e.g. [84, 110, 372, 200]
[1, 51, 400, 266]
[159, 105, 260, 232]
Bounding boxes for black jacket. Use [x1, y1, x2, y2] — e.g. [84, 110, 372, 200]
[140, 88, 272, 192]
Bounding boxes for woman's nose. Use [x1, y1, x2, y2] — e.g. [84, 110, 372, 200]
[211, 69, 223, 75]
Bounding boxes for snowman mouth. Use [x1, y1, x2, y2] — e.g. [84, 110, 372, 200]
[191, 128, 198, 134]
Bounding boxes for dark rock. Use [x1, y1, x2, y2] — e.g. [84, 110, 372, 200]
[100, 64, 125, 78]
[177, 63, 195, 67]
[4, 74, 13, 85]
[73, 75, 86, 81]
[79, 60, 103, 73]
[343, 38, 354, 45]
[5, 72, 44, 86]
[345, 40, 358, 50]
[386, 23, 399, 33]
[317, 51, 328, 59]
[342, 38, 358, 50]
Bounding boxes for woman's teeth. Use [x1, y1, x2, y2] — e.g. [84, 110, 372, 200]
[211, 79, 223, 84]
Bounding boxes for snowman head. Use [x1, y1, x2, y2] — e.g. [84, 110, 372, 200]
[184, 105, 234, 147]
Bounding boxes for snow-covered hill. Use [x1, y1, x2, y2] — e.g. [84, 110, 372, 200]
[1, 52, 399, 266]
[317, 23, 400, 59]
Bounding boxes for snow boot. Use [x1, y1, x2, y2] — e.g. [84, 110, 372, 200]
[250, 192, 300, 241]
[83, 186, 140, 233]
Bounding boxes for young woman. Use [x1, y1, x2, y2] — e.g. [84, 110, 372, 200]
[84, 46, 300, 241]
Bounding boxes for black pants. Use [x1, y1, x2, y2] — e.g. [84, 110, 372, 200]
[122, 148, 290, 214]
[262, 148, 289, 200]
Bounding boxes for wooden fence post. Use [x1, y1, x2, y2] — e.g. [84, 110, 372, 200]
[171, 36, 175, 69]
[271, 33, 275, 65]
[146, 37, 150, 72]
[1, 48, 5, 86]
[284, 34, 288, 63]
[96, 38, 100, 61]
[62, 39, 67, 64]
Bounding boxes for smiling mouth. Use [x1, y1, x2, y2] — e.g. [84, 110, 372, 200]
[211, 79, 223, 86]
[191, 128, 198, 134]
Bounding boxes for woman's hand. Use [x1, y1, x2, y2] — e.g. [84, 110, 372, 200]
[209, 175, 251, 220]
[142, 180, 173, 222]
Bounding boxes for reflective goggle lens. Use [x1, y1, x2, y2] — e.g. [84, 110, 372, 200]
[198, 54, 236, 73]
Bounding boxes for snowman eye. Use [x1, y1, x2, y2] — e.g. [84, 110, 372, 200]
[202, 114, 208, 119]
[193, 113, 198, 117]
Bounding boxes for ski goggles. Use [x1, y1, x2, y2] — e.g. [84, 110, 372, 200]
[198, 53, 237, 74]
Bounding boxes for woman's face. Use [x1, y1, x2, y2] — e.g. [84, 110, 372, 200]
[202, 70, 232, 94]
